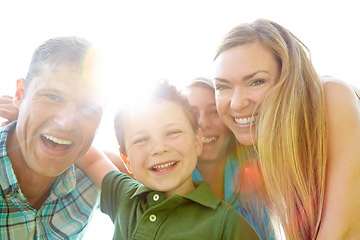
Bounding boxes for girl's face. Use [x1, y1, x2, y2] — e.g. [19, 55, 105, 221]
[213, 41, 280, 145]
[187, 86, 232, 163]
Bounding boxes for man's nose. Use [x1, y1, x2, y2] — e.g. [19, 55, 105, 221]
[54, 104, 79, 131]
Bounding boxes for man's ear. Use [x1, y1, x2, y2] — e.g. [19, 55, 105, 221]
[119, 149, 132, 173]
[14, 78, 25, 108]
[195, 128, 204, 156]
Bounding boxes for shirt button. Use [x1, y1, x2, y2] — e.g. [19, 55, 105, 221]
[153, 194, 159, 201]
[149, 214, 157, 222]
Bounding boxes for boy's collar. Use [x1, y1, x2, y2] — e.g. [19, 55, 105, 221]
[130, 181, 221, 209]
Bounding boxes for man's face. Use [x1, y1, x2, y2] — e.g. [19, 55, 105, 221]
[15, 64, 103, 177]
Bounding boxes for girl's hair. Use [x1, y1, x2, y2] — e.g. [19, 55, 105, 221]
[215, 19, 327, 240]
[187, 77, 215, 91]
[114, 80, 199, 154]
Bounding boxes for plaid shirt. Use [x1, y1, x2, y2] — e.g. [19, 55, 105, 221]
[0, 122, 99, 240]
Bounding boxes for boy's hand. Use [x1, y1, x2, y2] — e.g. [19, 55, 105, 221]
[0, 95, 18, 127]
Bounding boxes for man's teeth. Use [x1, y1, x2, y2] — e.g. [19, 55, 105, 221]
[202, 137, 217, 143]
[152, 161, 176, 172]
[235, 115, 258, 125]
[43, 134, 72, 145]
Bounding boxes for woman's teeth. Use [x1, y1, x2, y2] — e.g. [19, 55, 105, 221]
[234, 115, 258, 125]
[202, 137, 217, 143]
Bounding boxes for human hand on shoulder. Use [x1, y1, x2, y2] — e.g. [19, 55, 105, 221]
[0, 95, 18, 127]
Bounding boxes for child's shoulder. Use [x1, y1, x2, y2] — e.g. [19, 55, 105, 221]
[102, 171, 140, 193]
[215, 200, 260, 239]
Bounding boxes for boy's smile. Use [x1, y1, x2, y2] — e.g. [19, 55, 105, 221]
[150, 161, 178, 174]
[123, 100, 203, 198]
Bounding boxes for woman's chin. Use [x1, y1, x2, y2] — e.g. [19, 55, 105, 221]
[234, 133, 257, 146]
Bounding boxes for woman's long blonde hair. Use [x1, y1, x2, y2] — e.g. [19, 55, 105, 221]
[215, 19, 327, 240]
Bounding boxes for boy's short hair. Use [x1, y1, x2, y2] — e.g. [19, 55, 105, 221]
[114, 80, 199, 154]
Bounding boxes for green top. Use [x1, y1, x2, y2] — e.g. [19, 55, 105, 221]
[101, 171, 260, 240]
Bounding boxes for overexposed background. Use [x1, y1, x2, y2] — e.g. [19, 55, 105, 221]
[1, 1, 359, 239]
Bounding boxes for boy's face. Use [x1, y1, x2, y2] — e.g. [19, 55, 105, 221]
[123, 100, 202, 197]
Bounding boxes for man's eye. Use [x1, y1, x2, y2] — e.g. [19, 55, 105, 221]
[79, 105, 100, 115]
[44, 94, 62, 102]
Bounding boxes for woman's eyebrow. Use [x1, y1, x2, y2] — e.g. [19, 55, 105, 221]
[214, 70, 269, 83]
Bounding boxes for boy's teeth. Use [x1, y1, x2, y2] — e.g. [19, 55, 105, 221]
[202, 137, 217, 143]
[152, 161, 176, 171]
[42, 134, 72, 145]
[234, 115, 258, 125]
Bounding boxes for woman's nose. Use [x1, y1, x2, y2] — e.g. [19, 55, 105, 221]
[199, 112, 212, 130]
[230, 87, 249, 111]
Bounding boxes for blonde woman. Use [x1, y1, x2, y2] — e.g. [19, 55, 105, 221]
[213, 19, 360, 239]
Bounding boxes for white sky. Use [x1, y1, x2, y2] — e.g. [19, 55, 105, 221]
[1, 0, 359, 152]
[1, 1, 359, 238]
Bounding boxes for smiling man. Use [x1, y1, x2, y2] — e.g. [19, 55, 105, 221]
[0, 37, 104, 239]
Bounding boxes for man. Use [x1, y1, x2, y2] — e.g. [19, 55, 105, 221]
[0, 37, 104, 239]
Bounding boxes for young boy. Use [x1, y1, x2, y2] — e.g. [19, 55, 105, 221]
[49, 81, 261, 239]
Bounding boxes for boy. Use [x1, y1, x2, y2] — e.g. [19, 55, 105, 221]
[46, 81, 260, 239]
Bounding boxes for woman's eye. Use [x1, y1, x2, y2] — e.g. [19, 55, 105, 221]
[215, 84, 228, 91]
[250, 79, 265, 86]
[209, 109, 219, 116]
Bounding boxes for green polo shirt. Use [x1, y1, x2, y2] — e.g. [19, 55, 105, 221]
[101, 171, 260, 240]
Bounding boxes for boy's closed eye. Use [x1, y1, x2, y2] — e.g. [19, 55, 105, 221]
[133, 137, 149, 145]
[167, 130, 182, 137]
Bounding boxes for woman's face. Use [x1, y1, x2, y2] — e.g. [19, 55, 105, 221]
[213, 41, 280, 145]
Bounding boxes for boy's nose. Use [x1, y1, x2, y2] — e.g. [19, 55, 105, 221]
[151, 139, 170, 156]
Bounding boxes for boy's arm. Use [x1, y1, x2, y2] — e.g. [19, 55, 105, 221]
[76, 146, 119, 189]
[104, 150, 134, 178]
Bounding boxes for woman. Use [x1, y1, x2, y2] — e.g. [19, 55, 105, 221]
[187, 77, 274, 239]
[213, 18, 360, 239]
